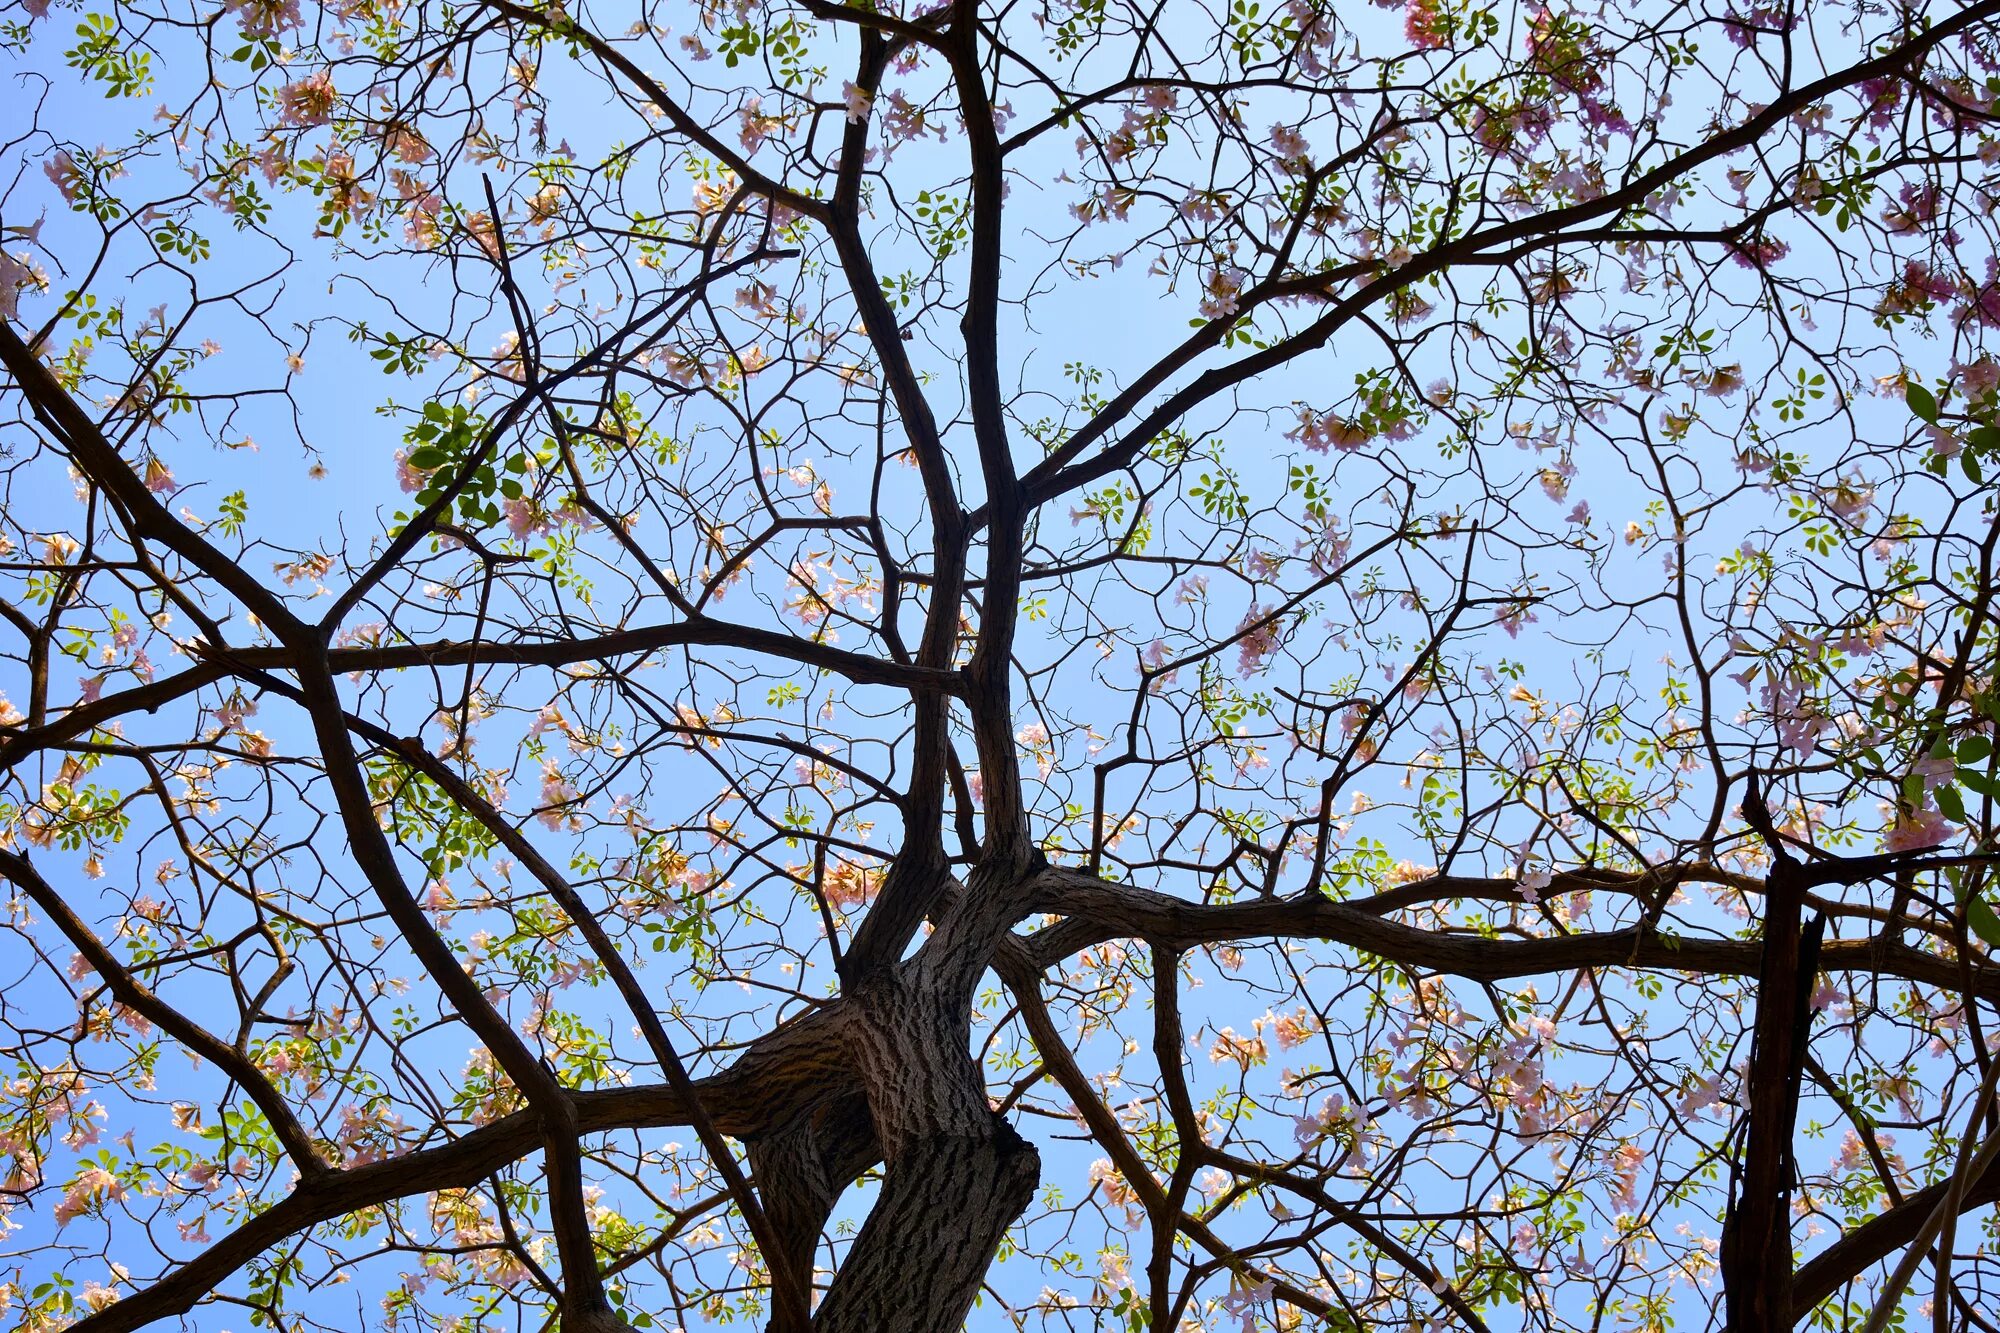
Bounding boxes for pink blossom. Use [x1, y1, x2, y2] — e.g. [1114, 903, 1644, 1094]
[1539, 459, 1576, 502]
[528, 702, 566, 739]
[503, 497, 546, 540]
[1268, 122, 1310, 161]
[1198, 267, 1245, 321]
[1405, 0, 1451, 49]
[1728, 233, 1790, 270]
[143, 456, 177, 496]
[549, 495, 596, 530]
[1235, 604, 1280, 676]
[1825, 480, 1875, 525]
[738, 96, 777, 153]
[253, 141, 290, 185]
[0, 250, 49, 320]
[1287, 409, 1372, 453]
[1608, 1142, 1646, 1212]
[44, 151, 84, 204]
[1305, 518, 1353, 576]
[879, 91, 946, 152]
[464, 210, 502, 261]
[537, 767, 581, 830]
[1518, 867, 1551, 904]
[1720, 0, 1801, 48]
[55, 1165, 125, 1225]
[1885, 805, 1952, 853]
[1680, 1074, 1724, 1117]
[383, 126, 431, 164]
[1178, 191, 1223, 222]
[1912, 752, 1955, 792]
[224, 0, 303, 36]
[394, 448, 430, 493]
[1220, 1277, 1274, 1331]
[1957, 357, 2000, 403]
[277, 72, 336, 129]
[1495, 602, 1537, 638]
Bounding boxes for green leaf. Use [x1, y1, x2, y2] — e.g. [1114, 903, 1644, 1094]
[1969, 895, 2000, 951]
[1959, 768, 2000, 801]
[1906, 382, 1939, 424]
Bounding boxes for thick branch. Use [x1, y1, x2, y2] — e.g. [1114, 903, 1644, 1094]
[61, 1025, 854, 1333]
[209, 622, 962, 694]
[1026, 868, 2000, 999]
[1792, 1132, 2000, 1316]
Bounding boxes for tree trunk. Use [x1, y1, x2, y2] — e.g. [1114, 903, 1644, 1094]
[560, 1305, 636, 1333]
[805, 957, 1042, 1331]
[1723, 854, 1813, 1329]
[810, 1122, 1039, 1332]
[748, 1098, 881, 1325]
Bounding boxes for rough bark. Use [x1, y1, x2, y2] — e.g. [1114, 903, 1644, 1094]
[747, 1098, 882, 1315]
[810, 908, 1044, 1331]
[809, 1121, 1039, 1333]
[1722, 847, 1810, 1329]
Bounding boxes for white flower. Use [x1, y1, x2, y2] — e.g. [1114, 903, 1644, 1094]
[842, 81, 874, 125]
[1518, 867, 1552, 904]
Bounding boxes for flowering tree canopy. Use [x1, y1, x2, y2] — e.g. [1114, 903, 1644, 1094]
[8, 0, 2000, 1329]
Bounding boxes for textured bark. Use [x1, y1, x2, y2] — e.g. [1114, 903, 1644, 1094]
[560, 1303, 636, 1333]
[807, 922, 1043, 1331]
[748, 1098, 882, 1313]
[810, 1121, 1040, 1333]
[18, 3, 2000, 1318]
[1722, 853, 1809, 1330]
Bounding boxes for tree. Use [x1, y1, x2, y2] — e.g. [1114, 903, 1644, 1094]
[6, 0, 2000, 1328]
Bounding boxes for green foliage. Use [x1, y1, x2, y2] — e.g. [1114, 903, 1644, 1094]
[66, 13, 152, 97]
[366, 757, 499, 878]
[388, 401, 525, 534]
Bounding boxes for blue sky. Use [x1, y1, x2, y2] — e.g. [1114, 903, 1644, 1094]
[1, 0, 1993, 1329]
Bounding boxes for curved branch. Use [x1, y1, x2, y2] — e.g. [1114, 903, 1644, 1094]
[209, 620, 963, 695]
[1027, 868, 2000, 1000]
